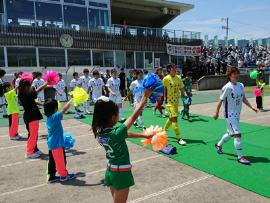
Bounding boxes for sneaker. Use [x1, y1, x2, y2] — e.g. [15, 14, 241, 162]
[188, 118, 192, 122]
[36, 150, 44, 155]
[142, 126, 147, 130]
[134, 122, 139, 128]
[86, 111, 92, 115]
[60, 173, 76, 182]
[25, 152, 40, 159]
[119, 118, 126, 123]
[47, 176, 60, 184]
[215, 143, 223, 154]
[238, 156, 250, 165]
[161, 114, 166, 118]
[178, 139, 187, 145]
[10, 135, 22, 141]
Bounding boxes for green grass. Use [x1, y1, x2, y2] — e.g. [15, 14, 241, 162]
[80, 108, 270, 198]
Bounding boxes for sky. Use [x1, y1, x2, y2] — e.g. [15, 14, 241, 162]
[164, 0, 270, 40]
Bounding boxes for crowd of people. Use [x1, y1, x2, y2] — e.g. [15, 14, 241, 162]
[182, 45, 270, 79]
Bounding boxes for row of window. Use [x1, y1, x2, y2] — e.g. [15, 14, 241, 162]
[6, 0, 110, 30]
[0, 47, 173, 69]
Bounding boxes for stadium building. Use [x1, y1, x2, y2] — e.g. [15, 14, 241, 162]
[0, 0, 202, 72]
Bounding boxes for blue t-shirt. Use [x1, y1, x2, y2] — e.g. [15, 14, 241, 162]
[46, 112, 64, 150]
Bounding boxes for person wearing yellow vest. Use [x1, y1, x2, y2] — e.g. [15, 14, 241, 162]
[163, 64, 188, 145]
[3, 82, 22, 140]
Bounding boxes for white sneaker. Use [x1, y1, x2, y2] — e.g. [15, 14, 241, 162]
[36, 150, 44, 155]
[10, 135, 22, 141]
[25, 152, 40, 159]
[178, 139, 187, 145]
[161, 114, 166, 118]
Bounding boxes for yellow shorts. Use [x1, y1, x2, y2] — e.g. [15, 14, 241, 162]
[166, 104, 179, 118]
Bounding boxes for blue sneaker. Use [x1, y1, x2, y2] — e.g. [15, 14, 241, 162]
[238, 157, 250, 165]
[47, 176, 60, 184]
[60, 173, 76, 182]
[215, 143, 223, 154]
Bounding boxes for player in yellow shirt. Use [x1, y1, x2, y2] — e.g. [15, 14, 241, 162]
[163, 64, 187, 145]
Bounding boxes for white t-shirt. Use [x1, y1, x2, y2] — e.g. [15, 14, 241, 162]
[70, 79, 79, 89]
[107, 77, 121, 94]
[55, 79, 66, 94]
[220, 82, 244, 118]
[15, 78, 21, 88]
[130, 79, 143, 104]
[32, 78, 45, 101]
[78, 75, 91, 91]
[89, 78, 104, 96]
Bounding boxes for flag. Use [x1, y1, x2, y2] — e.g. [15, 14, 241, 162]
[204, 35, 209, 47]
[214, 35, 219, 48]
[224, 36, 228, 47]
[235, 38, 238, 47]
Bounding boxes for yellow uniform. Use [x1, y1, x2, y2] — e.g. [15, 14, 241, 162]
[163, 75, 184, 118]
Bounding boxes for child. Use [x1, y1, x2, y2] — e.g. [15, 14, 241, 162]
[154, 67, 165, 117]
[3, 82, 21, 140]
[107, 69, 125, 122]
[32, 72, 45, 103]
[128, 70, 146, 129]
[18, 79, 48, 159]
[255, 77, 265, 111]
[88, 70, 105, 103]
[0, 68, 8, 118]
[44, 98, 75, 183]
[70, 72, 82, 114]
[92, 90, 153, 203]
[78, 69, 91, 115]
[181, 72, 193, 122]
[54, 73, 67, 102]
[214, 67, 257, 165]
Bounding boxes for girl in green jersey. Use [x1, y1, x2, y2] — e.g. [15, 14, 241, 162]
[92, 90, 152, 203]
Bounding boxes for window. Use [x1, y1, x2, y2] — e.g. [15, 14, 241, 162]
[0, 47, 4, 67]
[68, 49, 91, 66]
[154, 53, 169, 68]
[63, 5, 87, 30]
[93, 51, 103, 66]
[35, 2, 63, 28]
[64, 0, 85, 5]
[126, 52, 134, 69]
[89, 1, 108, 8]
[7, 47, 36, 67]
[6, 0, 35, 26]
[100, 10, 109, 27]
[39, 48, 65, 67]
[115, 51, 125, 69]
[136, 52, 144, 69]
[88, 8, 99, 28]
[104, 51, 113, 67]
[145, 52, 153, 69]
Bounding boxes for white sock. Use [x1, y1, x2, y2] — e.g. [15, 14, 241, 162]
[138, 116, 144, 127]
[234, 137, 243, 159]
[2, 105, 7, 115]
[217, 133, 231, 146]
[119, 108, 124, 119]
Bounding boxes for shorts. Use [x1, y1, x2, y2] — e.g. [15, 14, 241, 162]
[225, 116, 241, 135]
[109, 93, 122, 104]
[104, 169, 134, 190]
[92, 93, 102, 103]
[166, 104, 179, 118]
[56, 93, 67, 102]
[0, 96, 6, 106]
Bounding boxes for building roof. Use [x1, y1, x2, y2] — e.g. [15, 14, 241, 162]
[111, 0, 194, 28]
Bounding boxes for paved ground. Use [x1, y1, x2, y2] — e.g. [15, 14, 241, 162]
[0, 106, 269, 202]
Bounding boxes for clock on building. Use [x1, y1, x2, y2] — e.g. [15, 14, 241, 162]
[60, 34, 73, 48]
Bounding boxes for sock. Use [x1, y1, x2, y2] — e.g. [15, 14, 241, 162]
[234, 137, 243, 159]
[138, 116, 144, 127]
[119, 108, 124, 119]
[172, 122, 180, 140]
[164, 119, 172, 130]
[217, 133, 231, 146]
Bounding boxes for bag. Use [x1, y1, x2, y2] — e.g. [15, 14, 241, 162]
[160, 145, 177, 155]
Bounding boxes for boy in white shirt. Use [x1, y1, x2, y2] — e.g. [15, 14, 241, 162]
[78, 69, 91, 115]
[31, 72, 45, 102]
[107, 69, 125, 122]
[214, 67, 257, 165]
[54, 73, 67, 102]
[70, 72, 82, 114]
[88, 70, 104, 103]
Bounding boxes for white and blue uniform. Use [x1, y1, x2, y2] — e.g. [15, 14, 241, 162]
[70, 79, 79, 90]
[129, 79, 143, 107]
[54, 79, 66, 102]
[32, 78, 45, 102]
[78, 75, 91, 92]
[107, 77, 122, 104]
[0, 78, 6, 107]
[220, 82, 244, 135]
[89, 78, 104, 103]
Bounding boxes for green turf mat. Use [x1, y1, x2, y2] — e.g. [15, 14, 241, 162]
[79, 108, 270, 198]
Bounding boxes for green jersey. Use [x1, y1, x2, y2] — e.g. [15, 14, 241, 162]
[97, 124, 130, 165]
[182, 78, 192, 97]
[4, 89, 19, 115]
